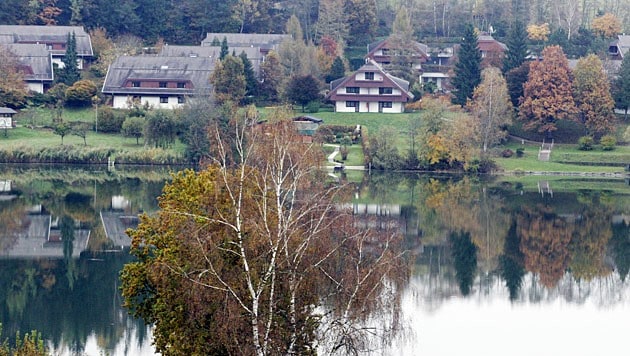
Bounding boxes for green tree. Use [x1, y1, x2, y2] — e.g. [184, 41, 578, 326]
[470, 67, 513, 153]
[144, 110, 176, 148]
[259, 51, 282, 102]
[239, 51, 258, 98]
[65, 80, 98, 107]
[54, 122, 72, 145]
[344, 0, 377, 46]
[71, 122, 90, 146]
[210, 55, 246, 104]
[503, 20, 528, 74]
[519, 45, 577, 136]
[505, 61, 530, 108]
[572, 54, 615, 138]
[120, 115, 405, 356]
[499, 223, 525, 301]
[122, 116, 145, 145]
[0, 47, 27, 109]
[451, 24, 482, 106]
[285, 74, 321, 111]
[326, 56, 345, 83]
[0, 325, 47, 356]
[613, 54, 630, 119]
[58, 32, 81, 86]
[219, 36, 229, 60]
[450, 231, 478, 296]
[386, 7, 421, 85]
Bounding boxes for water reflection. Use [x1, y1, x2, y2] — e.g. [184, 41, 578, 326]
[0, 164, 172, 355]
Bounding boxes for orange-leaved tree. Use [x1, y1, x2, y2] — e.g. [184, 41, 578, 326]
[519, 45, 577, 136]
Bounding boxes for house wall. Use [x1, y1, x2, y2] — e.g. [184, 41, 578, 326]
[112, 95, 184, 109]
[335, 101, 404, 113]
[26, 82, 45, 93]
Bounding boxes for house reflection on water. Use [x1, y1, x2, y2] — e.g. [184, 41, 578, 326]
[100, 195, 139, 249]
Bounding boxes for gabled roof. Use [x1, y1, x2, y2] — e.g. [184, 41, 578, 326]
[0, 108, 17, 115]
[3, 43, 54, 82]
[477, 35, 508, 52]
[201, 33, 290, 49]
[610, 35, 630, 58]
[366, 37, 430, 61]
[326, 60, 414, 102]
[102, 55, 215, 96]
[0, 25, 93, 57]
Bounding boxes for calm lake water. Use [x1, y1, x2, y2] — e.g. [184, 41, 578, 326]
[0, 166, 628, 355]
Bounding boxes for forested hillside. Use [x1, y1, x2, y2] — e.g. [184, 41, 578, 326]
[1, 0, 629, 46]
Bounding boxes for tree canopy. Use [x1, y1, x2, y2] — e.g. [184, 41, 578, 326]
[451, 24, 482, 106]
[572, 54, 615, 138]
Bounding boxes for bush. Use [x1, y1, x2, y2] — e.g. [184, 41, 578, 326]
[98, 107, 125, 133]
[600, 135, 616, 151]
[516, 147, 524, 157]
[501, 149, 514, 158]
[578, 136, 594, 151]
[304, 101, 320, 113]
[65, 80, 98, 107]
[340, 145, 349, 160]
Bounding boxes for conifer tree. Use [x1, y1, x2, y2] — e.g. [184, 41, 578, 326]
[239, 51, 257, 97]
[451, 24, 482, 106]
[613, 54, 630, 119]
[58, 32, 80, 86]
[220, 37, 229, 60]
[326, 56, 345, 83]
[503, 21, 528, 74]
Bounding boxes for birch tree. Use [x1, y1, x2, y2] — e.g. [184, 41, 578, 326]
[470, 67, 513, 153]
[120, 107, 407, 356]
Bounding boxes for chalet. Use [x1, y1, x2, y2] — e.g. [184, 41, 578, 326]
[326, 60, 414, 113]
[3, 43, 54, 93]
[477, 35, 508, 68]
[0, 108, 17, 129]
[609, 35, 630, 60]
[0, 25, 93, 69]
[365, 37, 430, 71]
[159, 45, 263, 75]
[102, 56, 214, 109]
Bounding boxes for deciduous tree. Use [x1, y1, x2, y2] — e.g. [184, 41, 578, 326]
[65, 80, 98, 107]
[470, 67, 513, 153]
[144, 110, 176, 148]
[258, 51, 282, 102]
[451, 24, 482, 106]
[572, 54, 615, 138]
[519, 45, 577, 136]
[591, 13, 621, 38]
[285, 74, 321, 112]
[210, 55, 246, 104]
[120, 110, 406, 355]
[122, 116, 145, 145]
[0, 47, 27, 109]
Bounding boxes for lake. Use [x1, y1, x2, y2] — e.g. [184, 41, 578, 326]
[0, 166, 628, 355]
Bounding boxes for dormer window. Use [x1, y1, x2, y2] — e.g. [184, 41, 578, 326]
[346, 87, 359, 94]
[365, 72, 374, 80]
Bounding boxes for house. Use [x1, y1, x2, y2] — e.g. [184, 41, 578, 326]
[159, 45, 263, 75]
[365, 37, 430, 71]
[0, 108, 17, 129]
[477, 35, 507, 68]
[3, 43, 54, 93]
[420, 47, 454, 91]
[201, 32, 289, 66]
[101, 55, 215, 109]
[609, 35, 630, 60]
[326, 60, 414, 113]
[0, 25, 93, 69]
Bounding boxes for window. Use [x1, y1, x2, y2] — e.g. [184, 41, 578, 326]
[346, 87, 360, 94]
[177, 82, 186, 88]
[345, 101, 359, 107]
[132, 81, 140, 87]
[160, 97, 169, 104]
[159, 82, 167, 88]
[132, 95, 141, 103]
[379, 87, 393, 95]
[178, 96, 186, 104]
[379, 101, 392, 108]
[365, 72, 374, 80]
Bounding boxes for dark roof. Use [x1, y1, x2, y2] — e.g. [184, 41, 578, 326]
[293, 115, 323, 123]
[0, 25, 93, 57]
[366, 37, 430, 61]
[326, 60, 414, 101]
[3, 43, 54, 82]
[477, 35, 508, 52]
[102, 55, 215, 95]
[159, 45, 263, 73]
[201, 33, 290, 48]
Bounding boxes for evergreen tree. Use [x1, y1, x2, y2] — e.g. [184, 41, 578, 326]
[239, 51, 257, 97]
[210, 55, 246, 104]
[503, 20, 528, 74]
[58, 32, 80, 86]
[220, 37, 229, 60]
[451, 24, 482, 106]
[325, 56, 345, 83]
[613, 54, 630, 119]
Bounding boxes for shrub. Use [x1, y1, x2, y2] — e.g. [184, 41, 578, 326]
[501, 149, 514, 158]
[98, 106, 125, 133]
[600, 135, 616, 151]
[340, 145, 349, 160]
[516, 147, 524, 157]
[305, 101, 320, 113]
[65, 80, 98, 107]
[578, 136, 594, 150]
